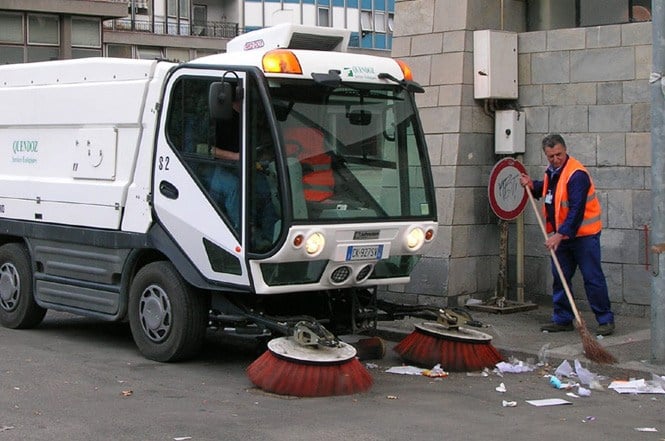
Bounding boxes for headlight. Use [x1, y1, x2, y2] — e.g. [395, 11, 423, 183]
[305, 232, 325, 256]
[405, 227, 425, 251]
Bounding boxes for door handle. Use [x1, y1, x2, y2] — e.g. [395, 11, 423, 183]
[159, 180, 179, 200]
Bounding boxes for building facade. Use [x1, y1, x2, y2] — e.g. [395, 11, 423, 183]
[0, 0, 394, 65]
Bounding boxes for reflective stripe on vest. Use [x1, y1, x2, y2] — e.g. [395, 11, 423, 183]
[542, 156, 602, 237]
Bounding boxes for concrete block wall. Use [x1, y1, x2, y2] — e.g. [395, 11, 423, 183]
[518, 22, 653, 317]
[384, 0, 652, 318]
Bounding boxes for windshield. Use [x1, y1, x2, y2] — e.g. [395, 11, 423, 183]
[270, 81, 434, 222]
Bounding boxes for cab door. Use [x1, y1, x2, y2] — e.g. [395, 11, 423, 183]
[152, 68, 249, 287]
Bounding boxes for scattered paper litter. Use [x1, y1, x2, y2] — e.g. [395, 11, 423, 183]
[502, 400, 517, 407]
[634, 427, 658, 432]
[526, 398, 572, 407]
[553, 359, 603, 390]
[386, 364, 449, 378]
[385, 366, 425, 375]
[574, 360, 600, 385]
[608, 379, 665, 394]
[496, 359, 534, 374]
[495, 382, 507, 393]
[0, 426, 15, 432]
[422, 364, 449, 378]
[174, 437, 192, 441]
[554, 360, 574, 378]
[577, 386, 591, 397]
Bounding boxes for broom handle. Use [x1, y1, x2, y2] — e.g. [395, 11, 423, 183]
[524, 185, 583, 324]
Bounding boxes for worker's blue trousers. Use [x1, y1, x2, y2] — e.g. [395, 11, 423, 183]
[550, 232, 614, 326]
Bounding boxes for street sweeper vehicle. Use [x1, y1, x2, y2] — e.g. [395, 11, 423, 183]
[0, 24, 450, 393]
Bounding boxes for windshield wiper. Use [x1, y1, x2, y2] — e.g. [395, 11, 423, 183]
[378, 72, 424, 94]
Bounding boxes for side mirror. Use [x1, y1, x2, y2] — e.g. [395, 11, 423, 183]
[209, 82, 235, 121]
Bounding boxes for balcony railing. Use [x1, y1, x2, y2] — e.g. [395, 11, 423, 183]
[104, 18, 239, 39]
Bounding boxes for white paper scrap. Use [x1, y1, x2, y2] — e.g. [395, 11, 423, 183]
[608, 379, 665, 394]
[385, 366, 425, 376]
[554, 360, 574, 378]
[634, 427, 658, 432]
[496, 382, 507, 393]
[526, 398, 572, 407]
[496, 360, 535, 373]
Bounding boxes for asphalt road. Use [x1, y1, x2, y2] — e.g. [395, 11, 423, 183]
[1, 311, 663, 441]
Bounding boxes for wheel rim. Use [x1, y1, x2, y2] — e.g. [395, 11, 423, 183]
[0, 262, 20, 312]
[138, 284, 172, 343]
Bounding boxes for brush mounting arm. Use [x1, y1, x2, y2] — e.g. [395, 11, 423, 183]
[293, 320, 341, 348]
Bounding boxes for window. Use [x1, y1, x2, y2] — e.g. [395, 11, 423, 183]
[527, 0, 651, 31]
[180, 0, 191, 19]
[27, 46, 59, 62]
[374, 11, 386, 32]
[129, 0, 149, 15]
[136, 46, 162, 59]
[579, 0, 627, 27]
[360, 11, 373, 31]
[107, 44, 133, 58]
[169, 0, 191, 18]
[28, 14, 59, 45]
[166, 47, 191, 62]
[72, 48, 102, 59]
[0, 13, 23, 44]
[72, 17, 101, 48]
[0, 46, 24, 64]
[318, 7, 330, 27]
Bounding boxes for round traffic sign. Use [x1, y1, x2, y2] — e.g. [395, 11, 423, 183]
[488, 158, 528, 220]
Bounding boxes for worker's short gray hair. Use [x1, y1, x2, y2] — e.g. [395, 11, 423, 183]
[542, 133, 566, 150]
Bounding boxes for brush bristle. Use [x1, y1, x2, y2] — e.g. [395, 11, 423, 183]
[247, 350, 373, 397]
[574, 320, 617, 364]
[394, 329, 503, 372]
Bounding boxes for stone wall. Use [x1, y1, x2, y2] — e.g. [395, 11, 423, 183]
[518, 22, 653, 317]
[383, 0, 653, 318]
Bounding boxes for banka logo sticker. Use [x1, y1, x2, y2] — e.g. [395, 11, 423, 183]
[343, 66, 377, 80]
[12, 140, 39, 164]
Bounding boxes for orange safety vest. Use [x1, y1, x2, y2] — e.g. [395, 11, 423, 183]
[542, 156, 602, 237]
[284, 127, 335, 202]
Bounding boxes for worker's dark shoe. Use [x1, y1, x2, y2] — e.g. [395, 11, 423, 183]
[596, 322, 615, 336]
[540, 322, 574, 332]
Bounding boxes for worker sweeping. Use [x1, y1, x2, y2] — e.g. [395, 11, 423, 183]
[519, 133, 615, 337]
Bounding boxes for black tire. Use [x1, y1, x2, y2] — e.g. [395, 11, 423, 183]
[128, 261, 208, 362]
[0, 243, 47, 329]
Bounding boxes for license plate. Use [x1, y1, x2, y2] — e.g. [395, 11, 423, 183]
[346, 245, 383, 261]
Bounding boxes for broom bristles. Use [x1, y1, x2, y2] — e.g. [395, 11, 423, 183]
[247, 350, 373, 397]
[394, 329, 503, 372]
[574, 318, 617, 364]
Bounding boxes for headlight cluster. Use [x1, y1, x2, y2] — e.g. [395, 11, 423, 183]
[405, 227, 435, 251]
[293, 231, 326, 257]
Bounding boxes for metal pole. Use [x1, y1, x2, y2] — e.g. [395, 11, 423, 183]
[516, 153, 525, 303]
[650, 0, 665, 364]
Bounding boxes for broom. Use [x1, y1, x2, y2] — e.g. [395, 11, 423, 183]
[394, 309, 503, 372]
[246, 321, 373, 397]
[525, 185, 617, 364]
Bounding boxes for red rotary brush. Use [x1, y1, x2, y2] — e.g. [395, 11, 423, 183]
[247, 336, 373, 397]
[394, 322, 503, 372]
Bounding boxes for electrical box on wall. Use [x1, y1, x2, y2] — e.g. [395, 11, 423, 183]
[495, 110, 525, 154]
[473, 30, 518, 99]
